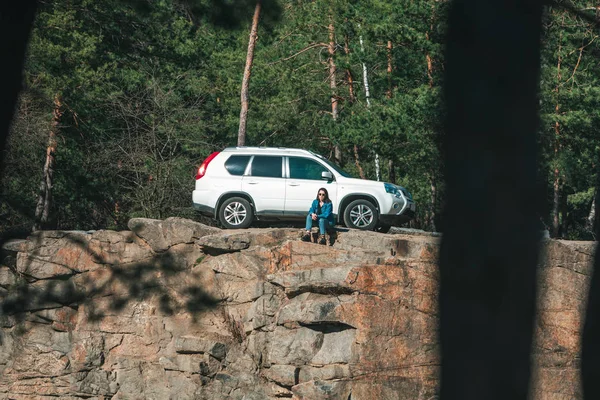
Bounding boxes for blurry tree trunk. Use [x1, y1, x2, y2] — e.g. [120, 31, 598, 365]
[237, 1, 261, 147]
[34, 94, 62, 231]
[0, 1, 38, 171]
[552, 12, 564, 237]
[328, 13, 341, 165]
[439, 0, 543, 398]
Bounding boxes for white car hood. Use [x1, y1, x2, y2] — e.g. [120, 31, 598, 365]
[336, 176, 385, 188]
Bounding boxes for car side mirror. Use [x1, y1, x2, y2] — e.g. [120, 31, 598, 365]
[321, 171, 333, 181]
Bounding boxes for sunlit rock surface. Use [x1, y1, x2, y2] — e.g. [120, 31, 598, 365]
[0, 217, 594, 399]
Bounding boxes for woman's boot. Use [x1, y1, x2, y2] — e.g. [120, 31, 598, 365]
[318, 234, 327, 245]
[301, 230, 311, 242]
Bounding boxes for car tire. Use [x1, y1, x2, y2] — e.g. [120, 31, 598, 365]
[374, 223, 391, 233]
[218, 197, 253, 229]
[344, 199, 378, 230]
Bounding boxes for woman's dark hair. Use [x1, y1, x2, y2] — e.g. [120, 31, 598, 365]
[315, 187, 331, 203]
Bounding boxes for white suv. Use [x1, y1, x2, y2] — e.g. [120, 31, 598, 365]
[192, 147, 416, 232]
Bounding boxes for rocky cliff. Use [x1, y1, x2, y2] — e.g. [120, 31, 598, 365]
[0, 218, 594, 399]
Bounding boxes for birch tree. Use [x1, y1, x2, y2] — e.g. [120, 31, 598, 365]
[356, 23, 380, 181]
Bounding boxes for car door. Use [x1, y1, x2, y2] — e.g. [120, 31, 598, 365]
[241, 155, 285, 215]
[284, 156, 338, 216]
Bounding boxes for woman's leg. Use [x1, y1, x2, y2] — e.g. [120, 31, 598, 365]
[305, 214, 313, 232]
[327, 219, 334, 232]
[318, 218, 327, 235]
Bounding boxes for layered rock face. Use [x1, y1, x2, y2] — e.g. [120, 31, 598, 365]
[0, 217, 594, 399]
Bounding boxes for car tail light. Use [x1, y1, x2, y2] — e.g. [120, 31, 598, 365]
[195, 151, 220, 180]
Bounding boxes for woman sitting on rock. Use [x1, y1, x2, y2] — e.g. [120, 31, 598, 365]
[301, 187, 334, 245]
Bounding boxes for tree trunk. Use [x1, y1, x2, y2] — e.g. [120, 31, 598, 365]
[357, 24, 371, 107]
[552, 164, 560, 236]
[386, 40, 393, 98]
[353, 144, 366, 179]
[334, 146, 342, 165]
[328, 13, 341, 165]
[385, 42, 394, 185]
[357, 24, 380, 179]
[560, 192, 569, 237]
[425, 5, 437, 230]
[430, 173, 437, 232]
[388, 159, 396, 184]
[552, 12, 564, 238]
[237, 1, 261, 147]
[344, 34, 365, 176]
[440, 0, 544, 397]
[328, 17, 338, 121]
[344, 33, 356, 103]
[586, 194, 596, 235]
[0, 1, 38, 167]
[425, 27, 434, 88]
[34, 94, 62, 231]
[425, 3, 436, 89]
[426, 52, 434, 88]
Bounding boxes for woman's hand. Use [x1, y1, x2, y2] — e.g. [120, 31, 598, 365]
[311, 213, 317, 220]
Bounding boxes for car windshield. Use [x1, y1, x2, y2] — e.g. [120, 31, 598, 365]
[312, 152, 353, 178]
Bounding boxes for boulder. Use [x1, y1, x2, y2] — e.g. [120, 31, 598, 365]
[128, 217, 219, 252]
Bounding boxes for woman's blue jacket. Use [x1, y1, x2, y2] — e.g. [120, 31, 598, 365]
[308, 199, 335, 224]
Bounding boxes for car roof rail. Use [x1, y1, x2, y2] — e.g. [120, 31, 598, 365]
[222, 146, 312, 154]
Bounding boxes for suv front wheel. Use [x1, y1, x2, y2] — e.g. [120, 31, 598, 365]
[219, 197, 253, 229]
[344, 199, 378, 230]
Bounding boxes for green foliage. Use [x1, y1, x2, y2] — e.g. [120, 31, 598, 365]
[1, 0, 598, 239]
[538, 3, 600, 238]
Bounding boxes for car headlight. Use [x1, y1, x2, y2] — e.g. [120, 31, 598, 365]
[384, 183, 399, 195]
[385, 183, 413, 200]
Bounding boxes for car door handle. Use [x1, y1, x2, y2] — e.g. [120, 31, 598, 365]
[247, 181, 259, 185]
[288, 183, 300, 186]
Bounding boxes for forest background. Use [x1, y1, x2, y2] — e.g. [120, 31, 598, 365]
[1, 0, 599, 240]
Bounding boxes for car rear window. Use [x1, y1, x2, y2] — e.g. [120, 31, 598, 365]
[224, 155, 251, 176]
[250, 156, 283, 178]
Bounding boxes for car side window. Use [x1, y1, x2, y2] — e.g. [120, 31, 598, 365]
[250, 156, 283, 178]
[224, 155, 251, 176]
[289, 157, 329, 180]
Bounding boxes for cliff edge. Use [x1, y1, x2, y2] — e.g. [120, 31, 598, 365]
[0, 218, 594, 399]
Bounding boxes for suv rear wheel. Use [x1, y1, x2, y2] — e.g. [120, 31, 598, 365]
[219, 197, 253, 229]
[344, 199, 378, 230]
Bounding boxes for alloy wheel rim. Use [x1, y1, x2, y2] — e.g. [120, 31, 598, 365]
[350, 204, 373, 228]
[224, 202, 247, 225]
